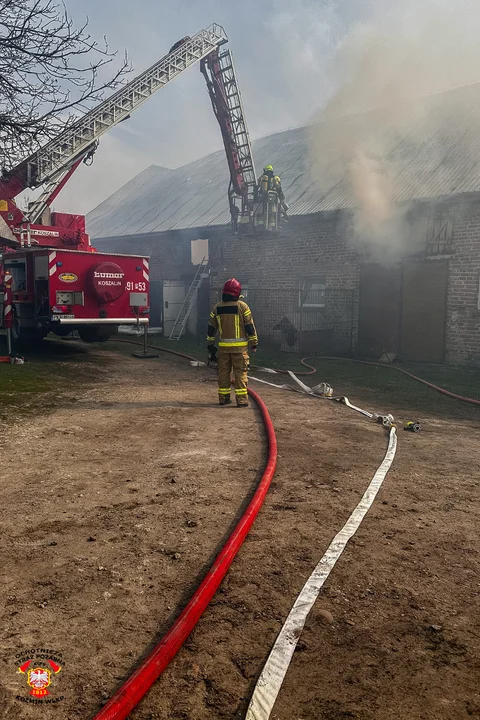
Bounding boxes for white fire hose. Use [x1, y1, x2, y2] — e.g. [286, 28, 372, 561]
[245, 366, 397, 720]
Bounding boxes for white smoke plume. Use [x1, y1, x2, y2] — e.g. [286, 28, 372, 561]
[265, 0, 343, 124]
[309, 0, 480, 252]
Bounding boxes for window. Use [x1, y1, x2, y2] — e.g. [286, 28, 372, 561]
[191, 238, 209, 265]
[5, 262, 26, 291]
[300, 278, 326, 308]
[427, 212, 454, 255]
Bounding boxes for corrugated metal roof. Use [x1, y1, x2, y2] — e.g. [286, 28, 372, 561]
[87, 82, 480, 238]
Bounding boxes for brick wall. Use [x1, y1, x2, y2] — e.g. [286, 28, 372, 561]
[209, 212, 360, 353]
[95, 195, 480, 365]
[444, 200, 480, 365]
[210, 212, 357, 288]
[209, 202, 480, 365]
[95, 232, 193, 280]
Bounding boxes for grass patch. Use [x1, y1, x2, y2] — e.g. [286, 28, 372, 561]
[0, 336, 110, 418]
[0, 362, 54, 394]
[286, 357, 480, 420]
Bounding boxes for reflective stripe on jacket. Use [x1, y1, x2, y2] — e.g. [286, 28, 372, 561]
[207, 300, 258, 352]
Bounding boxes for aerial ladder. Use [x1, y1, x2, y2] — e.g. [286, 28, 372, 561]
[0, 22, 286, 253]
[0, 24, 229, 251]
[0, 23, 288, 343]
[201, 49, 286, 234]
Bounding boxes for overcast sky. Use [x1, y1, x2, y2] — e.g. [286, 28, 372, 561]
[43, 0, 372, 215]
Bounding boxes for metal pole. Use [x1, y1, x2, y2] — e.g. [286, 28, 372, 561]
[143, 322, 148, 353]
[3, 271, 13, 355]
[132, 322, 159, 359]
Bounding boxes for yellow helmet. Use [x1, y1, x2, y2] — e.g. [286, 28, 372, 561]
[264, 164, 273, 172]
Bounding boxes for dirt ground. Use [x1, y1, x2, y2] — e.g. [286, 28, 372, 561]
[1, 346, 480, 720]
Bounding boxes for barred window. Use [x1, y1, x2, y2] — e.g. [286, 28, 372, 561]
[427, 212, 454, 255]
[300, 278, 326, 308]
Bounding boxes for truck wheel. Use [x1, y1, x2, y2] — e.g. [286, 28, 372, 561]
[11, 313, 47, 344]
[12, 327, 47, 345]
[78, 326, 113, 343]
[52, 327, 73, 338]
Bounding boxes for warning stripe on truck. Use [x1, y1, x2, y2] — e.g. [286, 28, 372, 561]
[48, 251, 57, 276]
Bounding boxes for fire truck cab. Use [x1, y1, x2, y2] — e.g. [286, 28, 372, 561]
[1, 248, 149, 343]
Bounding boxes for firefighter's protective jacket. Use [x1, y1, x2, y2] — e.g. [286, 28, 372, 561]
[207, 300, 258, 352]
[258, 173, 282, 194]
[257, 173, 287, 209]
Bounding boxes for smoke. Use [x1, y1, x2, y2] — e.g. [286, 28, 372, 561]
[266, 0, 343, 122]
[54, 0, 480, 223]
[309, 0, 480, 253]
[349, 151, 393, 231]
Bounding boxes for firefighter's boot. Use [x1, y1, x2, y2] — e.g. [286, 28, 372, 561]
[219, 394, 232, 406]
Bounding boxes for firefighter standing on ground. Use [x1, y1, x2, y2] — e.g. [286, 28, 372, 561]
[207, 279, 258, 407]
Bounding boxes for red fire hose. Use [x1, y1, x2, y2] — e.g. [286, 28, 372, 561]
[379, 365, 480, 406]
[91, 387, 277, 720]
[93, 337, 475, 716]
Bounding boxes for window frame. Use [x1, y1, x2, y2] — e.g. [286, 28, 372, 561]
[299, 277, 326, 309]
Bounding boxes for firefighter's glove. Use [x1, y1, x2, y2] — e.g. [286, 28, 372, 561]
[250, 344, 258, 353]
[207, 345, 218, 365]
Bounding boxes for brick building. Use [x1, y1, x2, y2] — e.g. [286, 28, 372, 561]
[88, 84, 480, 365]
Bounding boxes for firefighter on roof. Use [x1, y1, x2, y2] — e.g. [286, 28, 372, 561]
[207, 278, 258, 407]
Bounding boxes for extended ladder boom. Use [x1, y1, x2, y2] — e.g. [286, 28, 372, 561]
[2, 24, 228, 198]
[201, 48, 256, 203]
[200, 47, 283, 234]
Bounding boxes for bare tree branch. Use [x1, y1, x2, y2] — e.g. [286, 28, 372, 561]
[0, 0, 130, 170]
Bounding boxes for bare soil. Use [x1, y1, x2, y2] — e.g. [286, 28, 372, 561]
[1, 348, 480, 720]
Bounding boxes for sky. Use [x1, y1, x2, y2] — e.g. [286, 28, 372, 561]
[44, 0, 371, 214]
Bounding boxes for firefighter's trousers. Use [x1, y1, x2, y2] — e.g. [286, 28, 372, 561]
[217, 350, 249, 406]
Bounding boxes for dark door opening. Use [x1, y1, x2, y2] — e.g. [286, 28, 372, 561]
[400, 260, 448, 363]
[358, 263, 402, 358]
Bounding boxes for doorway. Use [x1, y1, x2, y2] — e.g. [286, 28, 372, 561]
[162, 280, 185, 337]
[400, 260, 448, 363]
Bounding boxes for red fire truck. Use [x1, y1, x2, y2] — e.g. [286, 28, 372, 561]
[3, 247, 150, 343]
[0, 23, 285, 346]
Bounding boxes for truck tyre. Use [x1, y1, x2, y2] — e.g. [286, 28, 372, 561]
[78, 326, 114, 343]
[12, 327, 47, 345]
[11, 311, 47, 345]
[52, 327, 73, 338]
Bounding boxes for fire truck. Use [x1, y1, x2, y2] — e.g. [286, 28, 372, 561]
[0, 24, 284, 345]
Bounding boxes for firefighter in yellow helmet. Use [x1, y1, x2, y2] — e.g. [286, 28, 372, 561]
[257, 165, 289, 216]
[207, 278, 258, 407]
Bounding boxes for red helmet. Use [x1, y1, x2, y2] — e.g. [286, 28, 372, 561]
[223, 278, 241, 298]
